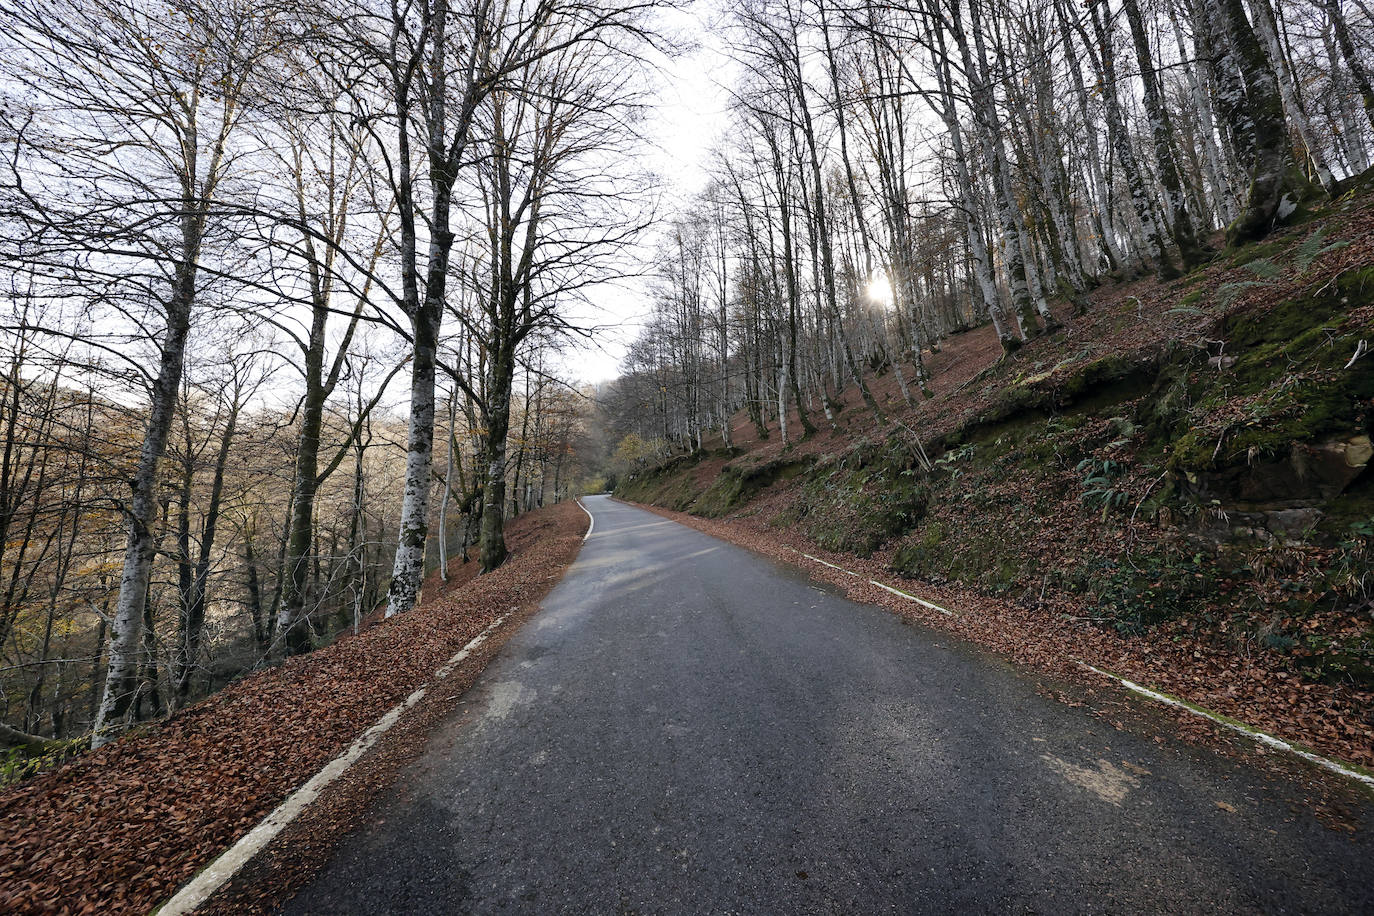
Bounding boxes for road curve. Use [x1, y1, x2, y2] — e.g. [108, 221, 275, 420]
[281, 495, 1372, 914]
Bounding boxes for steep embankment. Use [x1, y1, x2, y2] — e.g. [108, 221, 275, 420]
[619, 190, 1374, 772]
[0, 503, 587, 916]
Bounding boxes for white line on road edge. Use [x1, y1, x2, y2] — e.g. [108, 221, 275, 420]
[156, 614, 511, 916]
[576, 497, 595, 541]
[800, 552, 860, 577]
[433, 613, 509, 679]
[792, 548, 954, 616]
[1080, 663, 1374, 791]
[867, 579, 956, 617]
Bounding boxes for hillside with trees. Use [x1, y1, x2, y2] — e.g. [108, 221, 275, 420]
[0, 0, 643, 761]
[0, 0, 1372, 909]
[605, 0, 1374, 765]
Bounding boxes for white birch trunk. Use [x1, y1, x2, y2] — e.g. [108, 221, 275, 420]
[1324, 14, 1371, 173]
[93, 309, 190, 746]
[777, 357, 789, 445]
[437, 398, 457, 583]
[1251, 0, 1337, 188]
[1164, 0, 1236, 224]
[385, 328, 437, 617]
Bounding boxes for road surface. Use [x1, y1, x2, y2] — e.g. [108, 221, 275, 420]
[282, 495, 1372, 914]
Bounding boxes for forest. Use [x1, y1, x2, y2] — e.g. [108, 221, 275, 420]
[0, 0, 651, 759]
[604, 0, 1372, 453]
[1, 0, 1372, 780]
[605, 0, 1374, 768]
[2, 0, 1372, 911]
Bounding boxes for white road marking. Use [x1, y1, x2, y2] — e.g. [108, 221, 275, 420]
[800, 552, 860, 577]
[867, 579, 956, 617]
[792, 548, 954, 616]
[576, 497, 595, 541]
[433, 615, 508, 679]
[1080, 663, 1374, 790]
[155, 614, 510, 916]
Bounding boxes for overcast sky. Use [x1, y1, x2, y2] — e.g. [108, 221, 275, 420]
[561, 1, 736, 386]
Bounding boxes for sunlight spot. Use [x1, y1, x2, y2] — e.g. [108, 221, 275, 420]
[865, 270, 894, 307]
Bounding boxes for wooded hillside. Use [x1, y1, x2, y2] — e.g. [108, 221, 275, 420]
[0, 0, 642, 759]
[605, 0, 1374, 769]
[604, 0, 1372, 450]
[616, 184, 1374, 770]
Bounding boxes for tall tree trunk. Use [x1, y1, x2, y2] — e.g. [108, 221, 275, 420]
[480, 346, 516, 572]
[951, 0, 1046, 331]
[134, 590, 163, 722]
[279, 370, 326, 651]
[928, 18, 1018, 350]
[1084, 0, 1176, 277]
[244, 525, 267, 655]
[1250, 0, 1336, 189]
[1204, 0, 1321, 243]
[174, 400, 237, 703]
[766, 138, 816, 439]
[438, 394, 458, 582]
[1167, 0, 1238, 223]
[386, 310, 440, 615]
[93, 295, 191, 747]
[511, 371, 530, 518]
[1121, 0, 1206, 268]
[1324, 0, 1374, 136]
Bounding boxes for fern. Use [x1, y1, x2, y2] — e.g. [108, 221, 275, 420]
[1294, 227, 1329, 265]
[1077, 458, 1128, 517]
[933, 443, 975, 469]
[1293, 228, 1350, 274]
[1241, 258, 1282, 279]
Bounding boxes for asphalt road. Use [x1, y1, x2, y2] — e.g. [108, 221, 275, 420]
[282, 495, 1373, 914]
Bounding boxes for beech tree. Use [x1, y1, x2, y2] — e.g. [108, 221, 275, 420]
[168, 348, 266, 706]
[453, 26, 652, 571]
[251, 58, 403, 656]
[0, 0, 613, 749]
[0, 0, 1371, 756]
[318, 0, 655, 613]
[1201, 0, 1324, 243]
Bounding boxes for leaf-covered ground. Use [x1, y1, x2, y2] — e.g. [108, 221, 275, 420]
[0, 502, 587, 916]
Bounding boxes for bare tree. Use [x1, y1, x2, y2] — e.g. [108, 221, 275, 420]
[1, 0, 280, 745]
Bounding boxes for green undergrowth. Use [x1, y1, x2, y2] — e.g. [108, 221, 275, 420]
[776, 442, 930, 557]
[1152, 265, 1374, 473]
[690, 456, 813, 518]
[1, 737, 88, 788]
[617, 450, 815, 519]
[615, 451, 711, 512]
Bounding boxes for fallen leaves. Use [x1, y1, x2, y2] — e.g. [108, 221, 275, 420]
[0, 503, 587, 916]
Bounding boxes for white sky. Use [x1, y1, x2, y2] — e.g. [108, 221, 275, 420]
[561, 0, 736, 386]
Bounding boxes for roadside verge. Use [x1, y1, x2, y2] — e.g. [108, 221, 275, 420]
[0, 502, 588, 916]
